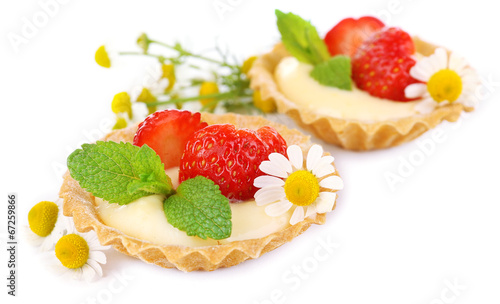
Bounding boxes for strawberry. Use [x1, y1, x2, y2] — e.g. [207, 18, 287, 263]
[324, 16, 385, 57]
[133, 109, 208, 170]
[179, 124, 287, 202]
[351, 27, 421, 102]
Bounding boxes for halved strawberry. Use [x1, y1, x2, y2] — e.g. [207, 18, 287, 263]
[351, 27, 421, 102]
[133, 109, 208, 170]
[324, 16, 385, 57]
[179, 124, 287, 202]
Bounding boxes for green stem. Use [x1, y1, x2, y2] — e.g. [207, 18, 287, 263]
[147, 91, 252, 107]
[148, 39, 238, 69]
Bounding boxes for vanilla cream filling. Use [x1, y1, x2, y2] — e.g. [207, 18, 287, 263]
[95, 167, 293, 247]
[275, 56, 424, 122]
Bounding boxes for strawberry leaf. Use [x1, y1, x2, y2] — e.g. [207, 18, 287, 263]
[164, 176, 232, 240]
[310, 55, 352, 90]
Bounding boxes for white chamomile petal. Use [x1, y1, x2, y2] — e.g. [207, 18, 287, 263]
[448, 52, 468, 74]
[287, 145, 303, 170]
[86, 259, 103, 278]
[89, 250, 107, 264]
[305, 204, 318, 218]
[432, 48, 448, 71]
[319, 175, 344, 190]
[254, 175, 285, 188]
[265, 200, 293, 217]
[414, 98, 438, 114]
[312, 155, 335, 178]
[290, 206, 305, 225]
[81, 264, 96, 282]
[268, 153, 293, 174]
[316, 192, 337, 213]
[410, 63, 432, 81]
[259, 160, 288, 178]
[405, 83, 427, 99]
[306, 144, 323, 171]
[255, 187, 286, 206]
[314, 164, 335, 179]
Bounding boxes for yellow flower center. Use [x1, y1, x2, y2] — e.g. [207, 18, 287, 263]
[427, 69, 463, 103]
[28, 201, 59, 237]
[111, 92, 132, 119]
[55, 234, 89, 269]
[253, 90, 277, 113]
[161, 64, 176, 92]
[199, 81, 219, 110]
[95, 45, 111, 68]
[284, 170, 320, 206]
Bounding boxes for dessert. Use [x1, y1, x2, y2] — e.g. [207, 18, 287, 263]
[60, 110, 343, 271]
[249, 11, 480, 150]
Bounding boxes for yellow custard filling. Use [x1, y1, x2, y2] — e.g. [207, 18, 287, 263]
[95, 167, 293, 247]
[274, 56, 424, 122]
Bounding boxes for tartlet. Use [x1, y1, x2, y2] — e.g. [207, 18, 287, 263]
[60, 113, 340, 271]
[249, 38, 474, 151]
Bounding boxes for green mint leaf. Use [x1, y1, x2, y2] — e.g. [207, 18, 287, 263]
[67, 141, 174, 204]
[310, 55, 352, 90]
[276, 9, 330, 65]
[164, 176, 232, 240]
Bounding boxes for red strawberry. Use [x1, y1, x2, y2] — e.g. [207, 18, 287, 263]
[324, 16, 385, 57]
[179, 124, 287, 202]
[351, 27, 421, 102]
[133, 109, 208, 170]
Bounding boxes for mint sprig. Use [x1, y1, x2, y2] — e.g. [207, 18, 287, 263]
[276, 10, 352, 91]
[67, 141, 174, 204]
[276, 9, 330, 65]
[164, 176, 232, 240]
[310, 56, 352, 90]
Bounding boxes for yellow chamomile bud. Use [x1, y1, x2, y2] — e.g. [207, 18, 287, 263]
[199, 81, 219, 111]
[136, 33, 150, 54]
[111, 92, 133, 119]
[253, 90, 276, 113]
[112, 117, 128, 130]
[95, 45, 111, 68]
[55, 234, 89, 269]
[136, 88, 157, 114]
[161, 64, 176, 93]
[241, 56, 257, 75]
[28, 201, 59, 237]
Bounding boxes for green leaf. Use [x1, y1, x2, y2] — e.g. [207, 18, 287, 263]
[164, 176, 232, 240]
[67, 141, 174, 204]
[275, 10, 330, 65]
[310, 55, 352, 90]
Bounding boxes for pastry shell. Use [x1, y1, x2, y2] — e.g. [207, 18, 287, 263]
[60, 113, 340, 272]
[248, 38, 474, 151]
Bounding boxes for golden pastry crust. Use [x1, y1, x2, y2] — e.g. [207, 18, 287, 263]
[248, 39, 474, 151]
[60, 113, 340, 272]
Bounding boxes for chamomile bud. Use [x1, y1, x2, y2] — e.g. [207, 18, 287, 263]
[136, 87, 157, 114]
[199, 81, 219, 111]
[112, 117, 128, 130]
[253, 90, 276, 113]
[136, 33, 150, 54]
[161, 64, 176, 93]
[95, 45, 111, 68]
[241, 56, 257, 75]
[111, 92, 133, 119]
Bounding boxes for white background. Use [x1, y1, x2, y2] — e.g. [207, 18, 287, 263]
[1, 0, 500, 303]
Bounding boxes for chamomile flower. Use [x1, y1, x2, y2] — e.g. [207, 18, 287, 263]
[405, 48, 480, 114]
[26, 200, 71, 251]
[51, 221, 110, 282]
[254, 145, 343, 225]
